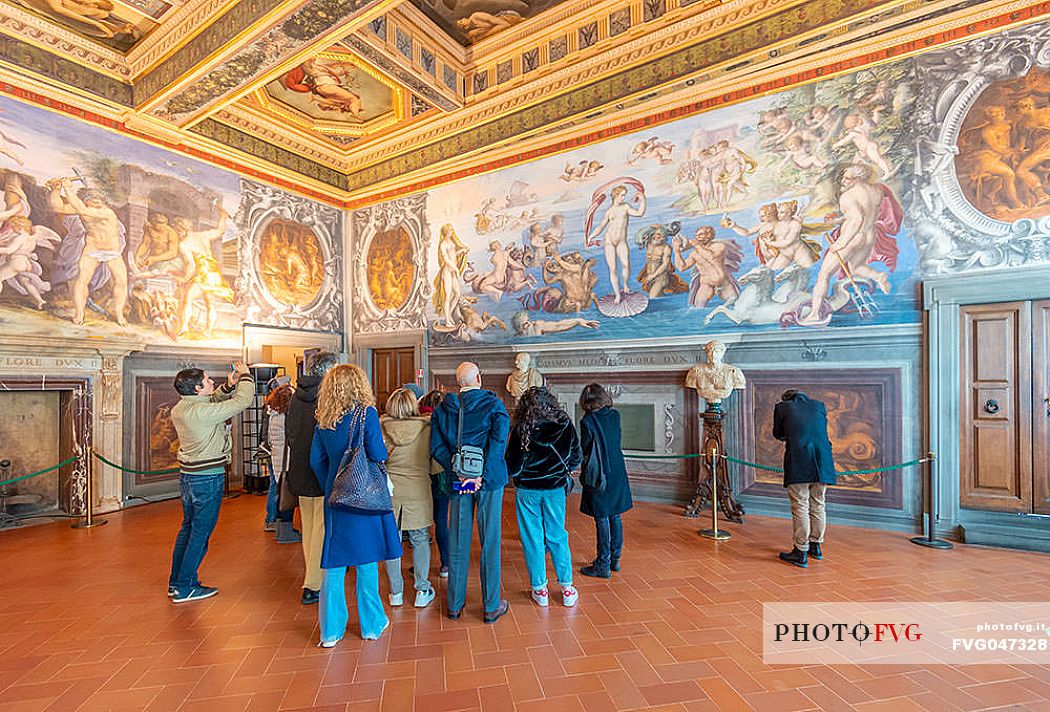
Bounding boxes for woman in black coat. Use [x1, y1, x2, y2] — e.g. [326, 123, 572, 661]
[578, 384, 633, 578]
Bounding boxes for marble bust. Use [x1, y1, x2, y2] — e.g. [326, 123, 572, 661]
[685, 340, 746, 405]
[506, 352, 545, 400]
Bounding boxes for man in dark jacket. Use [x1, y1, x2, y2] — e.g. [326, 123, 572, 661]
[285, 351, 338, 604]
[431, 362, 511, 623]
[773, 390, 836, 568]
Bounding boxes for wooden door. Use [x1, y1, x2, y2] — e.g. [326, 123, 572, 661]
[1032, 300, 1050, 513]
[372, 348, 416, 411]
[959, 302, 1032, 512]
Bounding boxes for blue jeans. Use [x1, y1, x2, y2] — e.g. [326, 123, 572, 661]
[515, 488, 573, 589]
[265, 472, 279, 523]
[432, 487, 450, 569]
[169, 472, 224, 593]
[448, 486, 503, 614]
[319, 563, 388, 642]
[594, 514, 623, 573]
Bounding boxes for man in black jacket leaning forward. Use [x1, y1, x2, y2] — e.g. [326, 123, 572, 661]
[773, 390, 836, 568]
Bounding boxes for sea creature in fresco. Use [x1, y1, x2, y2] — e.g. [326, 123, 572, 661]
[456, 10, 524, 43]
[47, 176, 129, 327]
[431, 296, 506, 342]
[504, 245, 536, 292]
[798, 165, 902, 327]
[281, 57, 364, 117]
[585, 177, 646, 306]
[173, 208, 233, 337]
[521, 250, 599, 313]
[511, 311, 598, 337]
[671, 225, 742, 308]
[628, 137, 674, 165]
[560, 160, 604, 182]
[504, 180, 538, 208]
[704, 264, 809, 326]
[473, 197, 508, 234]
[635, 222, 688, 298]
[462, 240, 531, 300]
[432, 223, 470, 326]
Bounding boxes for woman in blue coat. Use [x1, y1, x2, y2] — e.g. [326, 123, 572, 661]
[310, 364, 402, 645]
[577, 384, 633, 579]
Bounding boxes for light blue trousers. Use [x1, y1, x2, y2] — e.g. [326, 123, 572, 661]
[319, 562, 388, 642]
[515, 487, 573, 590]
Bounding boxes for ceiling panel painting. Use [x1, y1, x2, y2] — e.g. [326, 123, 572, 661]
[8, 0, 171, 52]
[409, 0, 570, 45]
[255, 52, 403, 138]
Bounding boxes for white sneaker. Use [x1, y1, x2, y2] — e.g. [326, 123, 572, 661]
[389, 592, 403, 606]
[414, 587, 436, 608]
[562, 585, 579, 608]
[531, 587, 549, 607]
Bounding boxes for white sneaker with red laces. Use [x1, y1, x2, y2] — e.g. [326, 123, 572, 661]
[531, 587, 549, 607]
[562, 585, 579, 607]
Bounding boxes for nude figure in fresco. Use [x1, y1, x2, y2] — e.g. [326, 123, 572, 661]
[465, 241, 522, 301]
[47, 176, 128, 326]
[432, 223, 469, 326]
[1013, 97, 1050, 205]
[672, 226, 742, 308]
[723, 203, 778, 266]
[511, 311, 598, 337]
[636, 224, 688, 299]
[174, 209, 233, 337]
[586, 181, 646, 304]
[965, 105, 1023, 210]
[0, 215, 61, 309]
[766, 201, 820, 271]
[799, 165, 902, 326]
[134, 213, 183, 274]
[533, 250, 599, 313]
[833, 113, 893, 178]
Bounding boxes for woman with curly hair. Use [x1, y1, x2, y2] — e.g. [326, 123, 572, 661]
[505, 386, 582, 608]
[310, 365, 402, 645]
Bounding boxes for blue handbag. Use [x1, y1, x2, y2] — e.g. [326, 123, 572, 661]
[328, 406, 393, 513]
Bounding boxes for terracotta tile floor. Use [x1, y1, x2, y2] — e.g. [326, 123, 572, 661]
[2, 492, 1049, 711]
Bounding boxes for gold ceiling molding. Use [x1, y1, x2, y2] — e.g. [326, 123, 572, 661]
[126, 0, 246, 78]
[384, 3, 469, 64]
[337, 0, 800, 174]
[340, 0, 1025, 202]
[211, 106, 350, 168]
[0, 4, 129, 79]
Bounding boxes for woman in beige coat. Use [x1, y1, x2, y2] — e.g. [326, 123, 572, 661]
[381, 389, 437, 608]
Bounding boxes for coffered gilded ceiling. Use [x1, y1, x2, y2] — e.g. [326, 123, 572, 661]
[0, 0, 1045, 205]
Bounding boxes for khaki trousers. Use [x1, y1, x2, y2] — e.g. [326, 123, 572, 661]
[299, 496, 325, 591]
[786, 483, 827, 551]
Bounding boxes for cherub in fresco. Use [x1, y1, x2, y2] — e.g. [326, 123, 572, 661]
[560, 160, 603, 182]
[173, 209, 233, 337]
[282, 57, 364, 118]
[799, 165, 902, 327]
[47, 176, 128, 327]
[832, 113, 893, 178]
[858, 79, 893, 123]
[671, 225, 742, 308]
[511, 311, 598, 337]
[802, 105, 836, 142]
[756, 108, 788, 147]
[962, 105, 1022, 210]
[432, 223, 470, 326]
[456, 10, 524, 43]
[635, 223, 688, 299]
[766, 200, 821, 271]
[628, 137, 674, 165]
[585, 180, 646, 304]
[0, 215, 62, 309]
[723, 203, 778, 266]
[779, 135, 827, 172]
[134, 213, 183, 274]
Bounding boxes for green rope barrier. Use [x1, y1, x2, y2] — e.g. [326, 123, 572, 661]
[0, 456, 80, 487]
[722, 454, 927, 476]
[93, 452, 179, 476]
[626, 452, 706, 460]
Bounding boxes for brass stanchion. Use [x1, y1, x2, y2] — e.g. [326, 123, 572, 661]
[72, 450, 108, 529]
[910, 451, 951, 549]
[700, 447, 731, 540]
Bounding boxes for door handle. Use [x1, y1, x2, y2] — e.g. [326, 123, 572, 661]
[984, 399, 1000, 414]
[1045, 396, 1050, 418]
